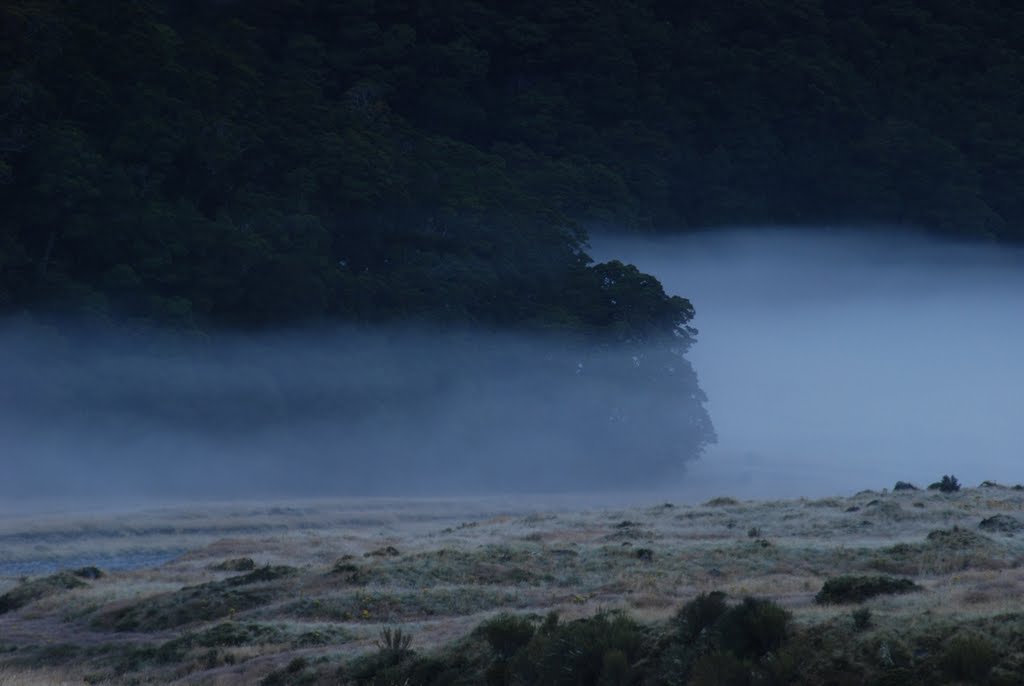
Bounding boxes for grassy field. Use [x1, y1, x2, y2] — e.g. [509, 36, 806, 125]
[1, 482, 1023, 685]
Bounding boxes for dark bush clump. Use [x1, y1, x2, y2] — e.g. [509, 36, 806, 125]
[716, 596, 792, 658]
[978, 514, 1024, 534]
[479, 613, 535, 659]
[689, 651, 750, 686]
[674, 591, 729, 642]
[71, 566, 104, 579]
[210, 557, 256, 572]
[925, 526, 988, 548]
[927, 475, 961, 492]
[506, 610, 647, 685]
[942, 634, 996, 681]
[187, 621, 282, 647]
[377, 626, 413, 654]
[893, 481, 919, 491]
[815, 575, 921, 604]
[226, 565, 297, 586]
[0, 572, 87, 615]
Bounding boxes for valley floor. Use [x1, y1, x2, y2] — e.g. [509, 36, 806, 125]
[1, 484, 1023, 684]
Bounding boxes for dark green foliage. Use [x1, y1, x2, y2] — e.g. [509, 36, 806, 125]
[287, 657, 309, 673]
[979, 514, 1024, 534]
[226, 566, 297, 586]
[942, 634, 996, 681]
[892, 482, 918, 492]
[377, 627, 413, 654]
[337, 595, 797, 686]
[928, 475, 961, 492]
[871, 667, 917, 686]
[185, 622, 284, 648]
[674, 592, 729, 642]
[852, 607, 873, 631]
[94, 567, 295, 631]
[0, 572, 88, 614]
[479, 613, 535, 660]
[505, 610, 649, 686]
[4, 0, 1024, 337]
[715, 597, 792, 659]
[815, 576, 921, 604]
[599, 649, 631, 686]
[689, 652, 751, 686]
[925, 526, 988, 548]
[70, 566, 104, 579]
[210, 558, 256, 572]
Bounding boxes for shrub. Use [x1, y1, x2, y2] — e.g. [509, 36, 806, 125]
[942, 633, 996, 680]
[227, 565, 297, 585]
[71, 566, 104, 579]
[978, 514, 1024, 533]
[599, 649, 631, 686]
[689, 651, 751, 686]
[0, 572, 87, 615]
[210, 557, 255, 572]
[892, 481, 918, 491]
[815, 576, 921, 604]
[674, 592, 729, 642]
[925, 526, 988, 548]
[927, 475, 960, 492]
[377, 626, 413, 653]
[506, 610, 647, 685]
[480, 613, 534, 659]
[852, 607, 872, 631]
[716, 597, 791, 658]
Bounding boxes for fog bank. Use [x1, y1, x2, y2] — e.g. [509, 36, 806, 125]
[0, 324, 709, 504]
[4, 227, 1022, 508]
[592, 228, 1024, 499]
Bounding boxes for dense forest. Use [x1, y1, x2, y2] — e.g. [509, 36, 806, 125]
[2, 1, 1022, 483]
[2, 0, 1023, 327]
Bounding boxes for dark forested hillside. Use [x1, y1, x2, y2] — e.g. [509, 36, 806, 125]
[2, 0, 1023, 324]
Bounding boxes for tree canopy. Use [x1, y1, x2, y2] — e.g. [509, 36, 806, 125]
[2, 0, 1022, 325]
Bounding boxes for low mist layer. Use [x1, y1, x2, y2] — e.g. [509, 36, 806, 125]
[593, 228, 1024, 498]
[5, 228, 1022, 506]
[0, 325, 712, 503]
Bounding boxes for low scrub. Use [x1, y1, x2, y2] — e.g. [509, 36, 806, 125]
[93, 567, 297, 631]
[0, 572, 88, 614]
[210, 557, 256, 572]
[942, 633, 996, 681]
[332, 593, 793, 686]
[815, 575, 921, 604]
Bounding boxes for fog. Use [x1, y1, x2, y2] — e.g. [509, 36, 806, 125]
[592, 228, 1024, 499]
[0, 323, 709, 508]
[3, 227, 1022, 510]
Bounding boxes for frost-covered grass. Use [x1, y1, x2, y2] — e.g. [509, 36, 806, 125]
[1, 485, 1023, 683]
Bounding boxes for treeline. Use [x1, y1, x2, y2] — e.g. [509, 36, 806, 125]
[3, 0, 1024, 328]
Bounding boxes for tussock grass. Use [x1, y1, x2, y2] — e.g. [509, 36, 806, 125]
[1, 487, 1023, 683]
